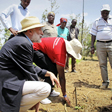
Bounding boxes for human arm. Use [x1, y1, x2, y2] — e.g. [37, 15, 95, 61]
[9, 27, 18, 35]
[91, 35, 96, 54]
[56, 64, 71, 106]
[45, 71, 61, 88]
[0, 4, 18, 35]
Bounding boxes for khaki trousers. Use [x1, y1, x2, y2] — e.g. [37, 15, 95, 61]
[19, 81, 51, 112]
[96, 42, 112, 83]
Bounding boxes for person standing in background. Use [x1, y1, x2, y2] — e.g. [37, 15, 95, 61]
[90, 4, 112, 89]
[0, 0, 31, 39]
[56, 18, 69, 40]
[42, 12, 57, 37]
[65, 19, 79, 73]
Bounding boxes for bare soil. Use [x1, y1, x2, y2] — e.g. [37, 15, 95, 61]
[28, 57, 112, 112]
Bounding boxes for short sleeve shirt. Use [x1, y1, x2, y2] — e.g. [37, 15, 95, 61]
[57, 26, 69, 40]
[33, 37, 67, 67]
[90, 16, 112, 41]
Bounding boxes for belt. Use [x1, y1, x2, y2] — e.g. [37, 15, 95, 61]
[97, 40, 112, 43]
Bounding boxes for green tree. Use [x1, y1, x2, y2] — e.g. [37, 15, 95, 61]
[3, 28, 11, 43]
[41, 0, 59, 22]
[0, 23, 3, 49]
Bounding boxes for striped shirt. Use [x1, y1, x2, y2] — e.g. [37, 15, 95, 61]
[90, 16, 112, 41]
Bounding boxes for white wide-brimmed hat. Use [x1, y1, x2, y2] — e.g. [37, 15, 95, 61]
[18, 16, 44, 33]
[101, 4, 110, 12]
[65, 38, 82, 59]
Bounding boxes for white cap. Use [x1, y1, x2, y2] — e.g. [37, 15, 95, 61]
[101, 4, 110, 12]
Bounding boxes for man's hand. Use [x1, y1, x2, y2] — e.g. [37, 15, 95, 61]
[91, 47, 95, 54]
[45, 71, 61, 88]
[9, 27, 18, 36]
[64, 95, 71, 106]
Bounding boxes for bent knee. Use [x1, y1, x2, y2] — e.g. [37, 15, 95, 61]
[36, 82, 51, 97]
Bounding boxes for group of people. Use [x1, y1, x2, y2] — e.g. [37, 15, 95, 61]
[0, 0, 111, 112]
[0, 0, 82, 112]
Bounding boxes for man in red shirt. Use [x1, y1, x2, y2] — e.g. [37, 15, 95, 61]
[33, 37, 82, 106]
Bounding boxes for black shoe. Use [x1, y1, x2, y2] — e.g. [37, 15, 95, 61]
[71, 70, 77, 73]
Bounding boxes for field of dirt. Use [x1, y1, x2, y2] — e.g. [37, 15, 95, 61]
[28, 57, 112, 112]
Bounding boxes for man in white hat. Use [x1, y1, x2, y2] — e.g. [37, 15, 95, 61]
[0, 16, 60, 112]
[33, 37, 82, 106]
[90, 4, 112, 89]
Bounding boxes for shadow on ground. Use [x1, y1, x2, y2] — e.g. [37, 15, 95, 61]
[73, 80, 111, 90]
[96, 104, 112, 112]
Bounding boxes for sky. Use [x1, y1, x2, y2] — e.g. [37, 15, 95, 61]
[0, 0, 112, 31]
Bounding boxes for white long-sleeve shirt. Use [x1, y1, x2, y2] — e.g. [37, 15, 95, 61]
[0, 4, 30, 31]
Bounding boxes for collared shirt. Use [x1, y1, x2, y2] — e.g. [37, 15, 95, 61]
[90, 16, 112, 41]
[25, 35, 33, 45]
[57, 26, 69, 40]
[0, 4, 30, 31]
[42, 21, 57, 37]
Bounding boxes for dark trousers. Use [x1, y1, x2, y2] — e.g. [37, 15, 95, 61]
[33, 50, 58, 91]
[65, 55, 76, 71]
[8, 34, 15, 40]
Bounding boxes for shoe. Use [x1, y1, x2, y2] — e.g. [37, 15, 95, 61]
[40, 98, 51, 104]
[50, 90, 60, 97]
[100, 82, 109, 89]
[65, 70, 68, 73]
[71, 70, 77, 73]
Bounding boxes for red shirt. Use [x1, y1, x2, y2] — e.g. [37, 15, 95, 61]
[33, 37, 66, 67]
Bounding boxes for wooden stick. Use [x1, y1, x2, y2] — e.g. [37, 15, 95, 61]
[75, 87, 77, 106]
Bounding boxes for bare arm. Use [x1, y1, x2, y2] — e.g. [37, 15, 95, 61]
[56, 64, 71, 106]
[91, 35, 96, 54]
[9, 27, 18, 35]
[56, 64, 66, 95]
[45, 71, 61, 88]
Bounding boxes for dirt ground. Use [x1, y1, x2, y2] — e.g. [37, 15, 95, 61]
[29, 57, 112, 112]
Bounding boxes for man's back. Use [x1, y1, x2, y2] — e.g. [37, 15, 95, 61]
[33, 37, 66, 67]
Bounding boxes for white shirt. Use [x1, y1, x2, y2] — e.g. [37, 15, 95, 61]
[90, 16, 112, 41]
[0, 4, 30, 31]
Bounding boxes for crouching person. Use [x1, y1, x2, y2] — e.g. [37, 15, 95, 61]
[0, 16, 60, 112]
[33, 37, 82, 106]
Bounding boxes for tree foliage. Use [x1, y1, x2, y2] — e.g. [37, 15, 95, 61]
[41, 0, 59, 22]
[0, 23, 3, 49]
[3, 28, 11, 43]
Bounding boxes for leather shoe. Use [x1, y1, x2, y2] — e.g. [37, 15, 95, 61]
[100, 82, 109, 89]
[71, 70, 77, 73]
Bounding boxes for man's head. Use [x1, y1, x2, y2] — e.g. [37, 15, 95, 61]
[47, 12, 55, 24]
[101, 4, 110, 21]
[71, 19, 77, 28]
[21, 0, 31, 9]
[65, 39, 82, 59]
[18, 16, 44, 43]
